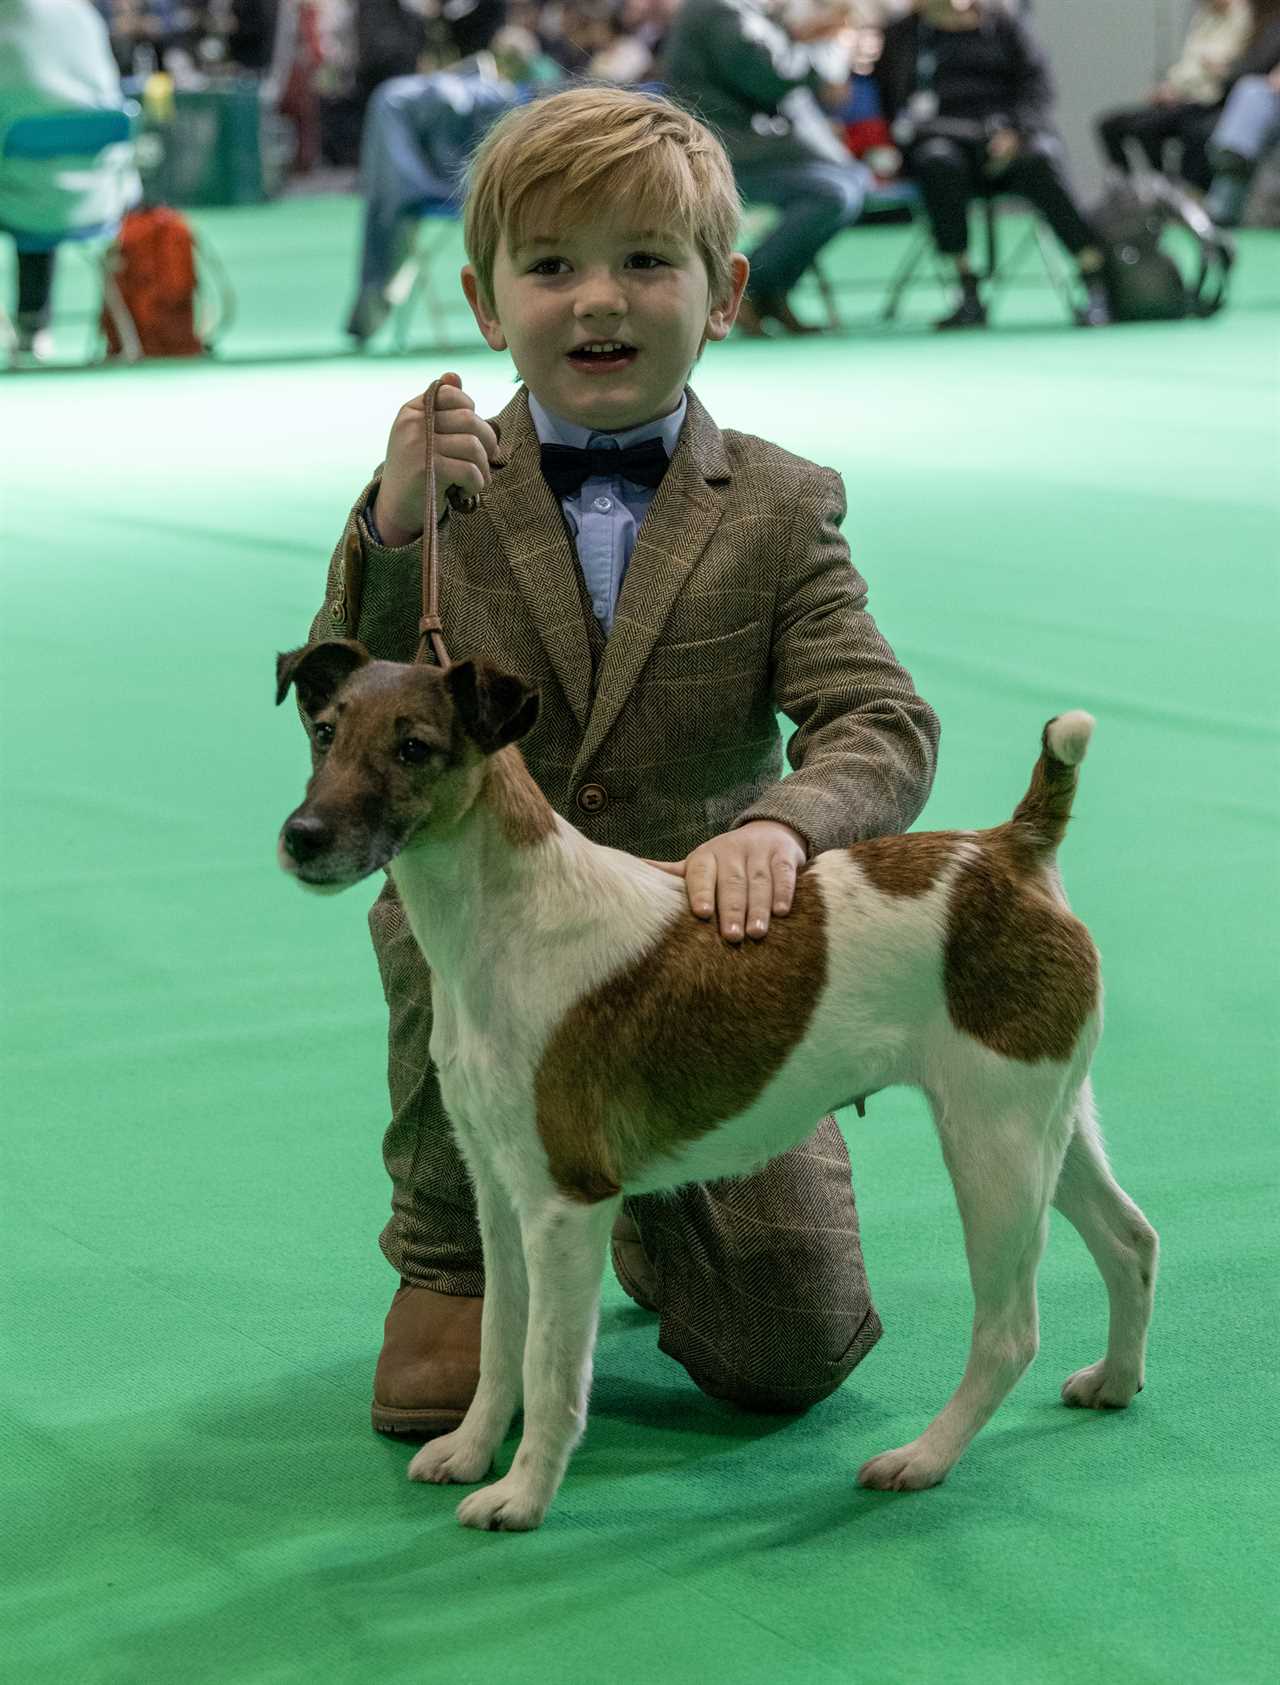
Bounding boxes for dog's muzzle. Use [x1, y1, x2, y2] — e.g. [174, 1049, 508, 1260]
[278, 811, 359, 892]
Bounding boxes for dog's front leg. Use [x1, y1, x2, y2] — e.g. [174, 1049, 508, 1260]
[456, 1191, 619, 1532]
[409, 1157, 527, 1488]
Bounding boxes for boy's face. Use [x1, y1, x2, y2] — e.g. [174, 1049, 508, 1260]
[462, 207, 748, 432]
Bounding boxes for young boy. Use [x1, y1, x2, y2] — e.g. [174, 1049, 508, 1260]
[305, 87, 940, 1439]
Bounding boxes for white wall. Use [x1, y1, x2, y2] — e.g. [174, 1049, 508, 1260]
[1030, 0, 1187, 197]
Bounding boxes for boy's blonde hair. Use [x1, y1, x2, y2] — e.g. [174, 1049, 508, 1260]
[463, 87, 741, 308]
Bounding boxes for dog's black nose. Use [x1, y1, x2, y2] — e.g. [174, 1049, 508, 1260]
[282, 814, 331, 864]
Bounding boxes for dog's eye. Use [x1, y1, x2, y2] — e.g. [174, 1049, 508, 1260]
[313, 722, 335, 748]
[398, 738, 435, 766]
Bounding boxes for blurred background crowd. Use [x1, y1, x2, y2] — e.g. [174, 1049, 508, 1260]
[2, 0, 1278, 358]
[82, 1, 1280, 199]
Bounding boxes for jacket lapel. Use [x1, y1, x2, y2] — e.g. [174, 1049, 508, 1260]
[570, 389, 730, 780]
[478, 389, 595, 729]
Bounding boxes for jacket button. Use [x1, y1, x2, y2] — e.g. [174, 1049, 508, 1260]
[575, 782, 607, 814]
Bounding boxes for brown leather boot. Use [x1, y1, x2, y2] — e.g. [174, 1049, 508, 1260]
[610, 1208, 659, 1312]
[371, 1281, 483, 1438]
[736, 291, 824, 337]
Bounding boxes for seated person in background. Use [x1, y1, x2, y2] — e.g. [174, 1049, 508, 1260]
[662, 0, 871, 336]
[344, 30, 544, 343]
[345, 3, 681, 344]
[0, 0, 140, 362]
[1204, 0, 1280, 224]
[875, 0, 1110, 330]
[1094, 0, 1252, 191]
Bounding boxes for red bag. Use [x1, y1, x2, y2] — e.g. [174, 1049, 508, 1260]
[103, 206, 203, 358]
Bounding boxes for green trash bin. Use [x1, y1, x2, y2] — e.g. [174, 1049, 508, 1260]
[147, 81, 291, 207]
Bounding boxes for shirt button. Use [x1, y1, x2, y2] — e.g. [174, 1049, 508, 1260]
[575, 782, 607, 814]
[592, 495, 612, 512]
[594, 600, 607, 617]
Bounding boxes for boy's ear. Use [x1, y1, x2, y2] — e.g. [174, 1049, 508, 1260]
[461, 264, 508, 352]
[446, 659, 539, 754]
[706, 252, 751, 342]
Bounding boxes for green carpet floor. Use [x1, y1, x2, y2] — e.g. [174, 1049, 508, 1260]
[2, 198, 1278, 1684]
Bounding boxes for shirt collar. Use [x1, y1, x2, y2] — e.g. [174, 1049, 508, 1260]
[528, 389, 687, 456]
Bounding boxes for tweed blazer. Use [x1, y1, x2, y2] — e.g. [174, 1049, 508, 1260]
[308, 385, 939, 866]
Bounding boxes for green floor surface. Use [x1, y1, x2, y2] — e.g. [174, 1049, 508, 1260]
[2, 200, 1278, 1684]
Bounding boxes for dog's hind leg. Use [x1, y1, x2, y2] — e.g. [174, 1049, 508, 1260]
[1053, 1079, 1159, 1409]
[455, 1189, 620, 1532]
[858, 1077, 1072, 1492]
[409, 1156, 528, 1488]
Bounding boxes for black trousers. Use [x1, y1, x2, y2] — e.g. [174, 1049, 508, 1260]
[1096, 102, 1219, 191]
[911, 134, 1098, 260]
[15, 249, 55, 327]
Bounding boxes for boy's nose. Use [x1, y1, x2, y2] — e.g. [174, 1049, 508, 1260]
[573, 272, 628, 320]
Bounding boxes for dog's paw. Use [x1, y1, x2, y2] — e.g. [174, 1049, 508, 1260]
[407, 1431, 495, 1485]
[1061, 1360, 1142, 1410]
[856, 1441, 950, 1493]
[456, 1475, 549, 1532]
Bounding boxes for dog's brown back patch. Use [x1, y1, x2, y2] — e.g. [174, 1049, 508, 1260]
[944, 837, 1099, 1064]
[850, 831, 960, 897]
[535, 872, 828, 1202]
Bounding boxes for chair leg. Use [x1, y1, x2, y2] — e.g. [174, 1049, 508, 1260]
[387, 247, 423, 353]
[99, 262, 142, 363]
[420, 221, 455, 348]
[983, 200, 1079, 324]
[0, 301, 18, 366]
[882, 225, 930, 321]
[811, 255, 841, 331]
[1030, 219, 1078, 318]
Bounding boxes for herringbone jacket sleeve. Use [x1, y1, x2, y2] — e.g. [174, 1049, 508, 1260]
[733, 464, 939, 855]
[306, 472, 420, 662]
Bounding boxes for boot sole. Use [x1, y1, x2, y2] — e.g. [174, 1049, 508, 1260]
[371, 1400, 466, 1439]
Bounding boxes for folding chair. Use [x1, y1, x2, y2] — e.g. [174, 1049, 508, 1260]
[881, 195, 1077, 324]
[0, 102, 144, 366]
[388, 197, 464, 352]
[810, 180, 921, 328]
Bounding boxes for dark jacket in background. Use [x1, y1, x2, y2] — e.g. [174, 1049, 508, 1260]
[661, 0, 852, 168]
[1227, 18, 1280, 85]
[875, 9, 1055, 139]
[357, 0, 428, 99]
[228, 0, 278, 70]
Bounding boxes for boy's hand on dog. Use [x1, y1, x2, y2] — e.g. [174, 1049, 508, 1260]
[372, 373, 499, 546]
[645, 821, 807, 943]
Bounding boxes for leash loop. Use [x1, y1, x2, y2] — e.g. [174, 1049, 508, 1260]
[416, 376, 479, 669]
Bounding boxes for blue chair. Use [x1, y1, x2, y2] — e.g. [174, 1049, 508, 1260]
[0, 103, 142, 365]
[389, 195, 467, 352]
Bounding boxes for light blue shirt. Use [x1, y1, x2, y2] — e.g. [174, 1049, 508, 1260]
[528, 391, 687, 636]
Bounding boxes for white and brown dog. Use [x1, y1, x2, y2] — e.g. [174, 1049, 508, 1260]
[277, 640, 1158, 1533]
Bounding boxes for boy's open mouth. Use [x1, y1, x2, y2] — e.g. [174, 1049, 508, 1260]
[566, 340, 638, 372]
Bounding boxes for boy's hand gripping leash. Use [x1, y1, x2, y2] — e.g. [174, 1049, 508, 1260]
[415, 376, 480, 670]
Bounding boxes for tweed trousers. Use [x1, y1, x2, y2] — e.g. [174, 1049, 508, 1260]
[370, 881, 883, 1411]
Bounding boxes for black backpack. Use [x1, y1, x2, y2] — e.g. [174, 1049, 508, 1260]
[1091, 175, 1234, 321]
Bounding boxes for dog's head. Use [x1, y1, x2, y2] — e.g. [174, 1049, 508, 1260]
[275, 640, 539, 891]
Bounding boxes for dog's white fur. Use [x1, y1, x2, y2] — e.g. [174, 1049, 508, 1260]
[280, 661, 1158, 1534]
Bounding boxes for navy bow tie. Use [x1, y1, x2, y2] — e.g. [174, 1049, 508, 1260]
[540, 436, 669, 498]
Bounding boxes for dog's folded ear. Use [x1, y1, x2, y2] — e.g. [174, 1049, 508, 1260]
[445, 660, 540, 755]
[276, 640, 370, 713]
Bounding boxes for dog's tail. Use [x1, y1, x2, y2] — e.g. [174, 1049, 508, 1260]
[1004, 712, 1095, 867]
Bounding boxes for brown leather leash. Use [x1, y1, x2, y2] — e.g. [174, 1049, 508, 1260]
[416, 376, 479, 670]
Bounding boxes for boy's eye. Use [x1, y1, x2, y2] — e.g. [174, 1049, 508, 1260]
[627, 252, 668, 269]
[529, 258, 567, 276]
